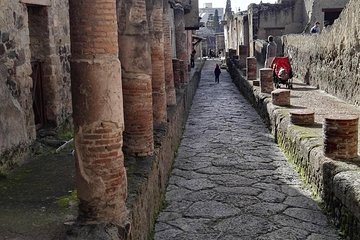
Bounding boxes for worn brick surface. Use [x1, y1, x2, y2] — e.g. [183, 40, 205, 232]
[246, 57, 257, 80]
[163, 2, 176, 106]
[323, 115, 358, 159]
[174, 4, 189, 83]
[272, 89, 290, 106]
[117, 0, 154, 156]
[70, 0, 127, 225]
[260, 68, 273, 93]
[290, 109, 315, 126]
[148, 0, 167, 125]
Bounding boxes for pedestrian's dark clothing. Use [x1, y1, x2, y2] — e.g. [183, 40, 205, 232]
[214, 66, 221, 83]
[190, 50, 196, 68]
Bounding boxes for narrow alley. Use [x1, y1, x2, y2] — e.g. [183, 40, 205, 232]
[154, 60, 340, 240]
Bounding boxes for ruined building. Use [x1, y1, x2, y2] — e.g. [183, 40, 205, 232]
[224, 0, 349, 58]
[1, 0, 200, 238]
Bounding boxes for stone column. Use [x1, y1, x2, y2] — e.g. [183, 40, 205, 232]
[239, 45, 248, 69]
[117, 0, 154, 156]
[172, 58, 181, 89]
[324, 115, 358, 159]
[69, 0, 128, 233]
[271, 89, 290, 106]
[163, 0, 177, 106]
[247, 57, 257, 80]
[148, 0, 167, 126]
[259, 68, 273, 93]
[173, 3, 189, 83]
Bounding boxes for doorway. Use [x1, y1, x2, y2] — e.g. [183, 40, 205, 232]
[27, 4, 50, 129]
[322, 8, 343, 27]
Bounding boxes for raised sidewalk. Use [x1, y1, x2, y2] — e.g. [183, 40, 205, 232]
[227, 59, 360, 239]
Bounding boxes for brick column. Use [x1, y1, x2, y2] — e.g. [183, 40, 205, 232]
[163, 0, 176, 106]
[247, 57, 257, 80]
[290, 109, 315, 126]
[69, 0, 128, 230]
[239, 45, 248, 69]
[324, 115, 358, 159]
[148, 0, 167, 126]
[117, 0, 154, 156]
[179, 59, 185, 85]
[260, 68, 274, 93]
[271, 89, 290, 106]
[174, 3, 189, 83]
[172, 58, 181, 89]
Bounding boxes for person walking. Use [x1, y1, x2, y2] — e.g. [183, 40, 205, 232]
[190, 49, 196, 68]
[265, 35, 277, 68]
[214, 64, 221, 83]
[310, 21, 320, 34]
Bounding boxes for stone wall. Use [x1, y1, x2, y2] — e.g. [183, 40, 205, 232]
[302, 0, 349, 31]
[249, 2, 304, 40]
[284, 0, 360, 106]
[0, 1, 71, 174]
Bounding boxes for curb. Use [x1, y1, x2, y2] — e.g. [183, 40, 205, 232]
[227, 59, 360, 239]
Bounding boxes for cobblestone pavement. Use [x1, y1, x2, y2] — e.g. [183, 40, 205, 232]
[153, 60, 340, 240]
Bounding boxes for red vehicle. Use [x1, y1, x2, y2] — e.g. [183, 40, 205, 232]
[270, 57, 293, 89]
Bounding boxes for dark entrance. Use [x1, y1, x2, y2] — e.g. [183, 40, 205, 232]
[322, 8, 343, 27]
[31, 61, 45, 129]
[27, 4, 50, 129]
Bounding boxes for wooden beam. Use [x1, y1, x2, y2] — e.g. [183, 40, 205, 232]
[20, 0, 51, 6]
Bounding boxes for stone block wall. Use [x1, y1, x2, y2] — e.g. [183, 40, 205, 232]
[0, 0, 71, 173]
[284, 0, 360, 106]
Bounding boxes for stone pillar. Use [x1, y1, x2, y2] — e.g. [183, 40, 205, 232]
[173, 3, 189, 83]
[259, 68, 273, 93]
[179, 59, 185, 85]
[239, 45, 248, 69]
[148, 0, 167, 126]
[117, 0, 154, 156]
[69, 0, 128, 231]
[172, 58, 181, 89]
[163, 0, 176, 106]
[324, 115, 358, 159]
[271, 89, 290, 106]
[247, 57, 257, 80]
[290, 109, 315, 126]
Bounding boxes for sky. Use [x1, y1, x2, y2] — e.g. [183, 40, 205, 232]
[199, 0, 277, 12]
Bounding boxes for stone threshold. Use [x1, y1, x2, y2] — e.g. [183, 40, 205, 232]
[227, 59, 360, 240]
[124, 61, 205, 240]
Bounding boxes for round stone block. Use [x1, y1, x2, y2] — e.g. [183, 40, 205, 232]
[290, 109, 315, 126]
[323, 115, 359, 159]
[247, 57, 257, 80]
[260, 68, 273, 93]
[271, 89, 290, 106]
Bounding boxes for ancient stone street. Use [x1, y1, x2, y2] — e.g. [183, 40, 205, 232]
[154, 60, 340, 240]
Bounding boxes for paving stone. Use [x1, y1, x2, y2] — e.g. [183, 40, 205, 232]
[283, 208, 330, 226]
[283, 196, 321, 210]
[184, 201, 241, 218]
[244, 202, 288, 216]
[257, 190, 286, 203]
[213, 214, 276, 236]
[256, 226, 309, 240]
[154, 61, 340, 239]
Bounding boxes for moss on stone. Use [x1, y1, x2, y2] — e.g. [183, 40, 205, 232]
[56, 190, 77, 209]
